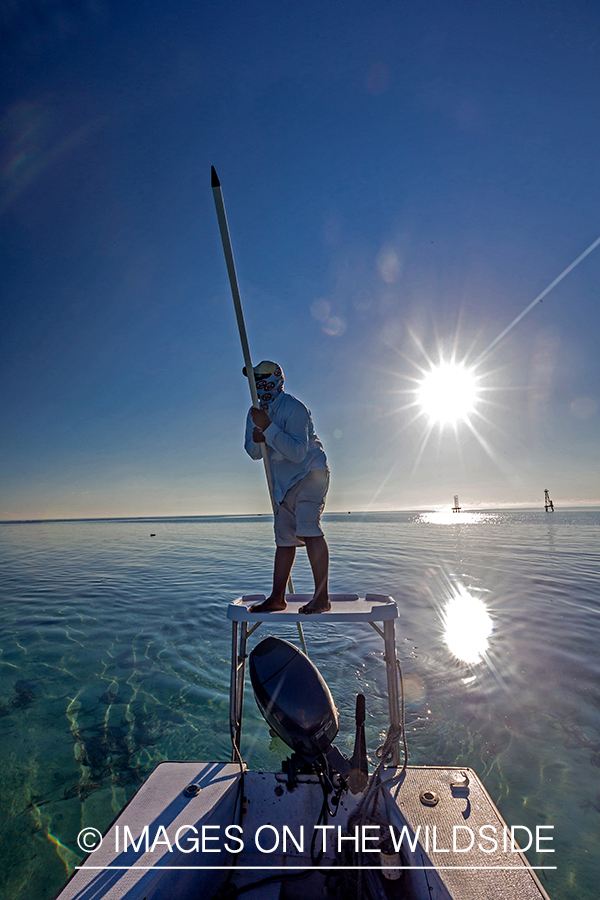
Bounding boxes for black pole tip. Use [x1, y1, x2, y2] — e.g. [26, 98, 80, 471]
[211, 166, 220, 188]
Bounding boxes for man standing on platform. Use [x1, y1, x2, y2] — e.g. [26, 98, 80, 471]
[243, 361, 330, 614]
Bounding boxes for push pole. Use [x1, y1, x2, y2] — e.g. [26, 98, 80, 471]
[211, 167, 307, 655]
[211, 167, 276, 502]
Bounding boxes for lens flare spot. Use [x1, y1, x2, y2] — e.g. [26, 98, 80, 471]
[377, 245, 402, 283]
[403, 673, 427, 704]
[570, 397, 597, 420]
[322, 315, 346, 337]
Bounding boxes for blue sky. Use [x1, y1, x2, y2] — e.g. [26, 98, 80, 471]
[1, 0, 600, 518]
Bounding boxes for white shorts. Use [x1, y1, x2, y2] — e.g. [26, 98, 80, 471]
[274, 469, 329, 547]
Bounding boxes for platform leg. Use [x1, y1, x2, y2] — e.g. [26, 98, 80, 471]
[230, 622, 239, 762]
[235, 622, 248, 748]
[229, 622, 249, 761]
[383, 619, 401, 766]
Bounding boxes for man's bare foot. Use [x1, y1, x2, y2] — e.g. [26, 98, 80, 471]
[249, 595, 287, 613]
[298, 596, 331, 614]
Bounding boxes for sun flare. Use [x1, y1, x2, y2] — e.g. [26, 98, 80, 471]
[417, 362, 478, 425]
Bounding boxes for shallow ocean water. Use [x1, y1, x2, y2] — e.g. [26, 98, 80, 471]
[0, 509, 598, 899]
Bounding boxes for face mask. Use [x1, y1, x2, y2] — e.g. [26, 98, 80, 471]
[255, 364, 284, 411]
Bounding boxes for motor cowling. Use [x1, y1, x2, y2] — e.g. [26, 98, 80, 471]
[249, 636, 339, 761]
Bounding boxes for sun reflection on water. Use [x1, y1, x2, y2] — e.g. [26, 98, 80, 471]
[419, 511, 498, 525]
[442, 587, 494, 665]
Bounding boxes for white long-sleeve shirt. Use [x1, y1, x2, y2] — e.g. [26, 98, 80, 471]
[244, 392, 328, 504]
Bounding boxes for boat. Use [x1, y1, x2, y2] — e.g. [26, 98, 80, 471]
[55, 593, 552, 899]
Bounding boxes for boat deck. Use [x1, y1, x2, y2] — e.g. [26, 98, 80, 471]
[55, 761, 552, 900]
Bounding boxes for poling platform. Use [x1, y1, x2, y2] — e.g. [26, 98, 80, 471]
[227, 594, 402, 767]
[227, 592, 398, 622]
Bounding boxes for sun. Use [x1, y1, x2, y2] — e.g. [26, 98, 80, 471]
[417, 362, 478, 425]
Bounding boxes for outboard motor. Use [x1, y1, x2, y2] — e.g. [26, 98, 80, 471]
[249, 637, 368, 793]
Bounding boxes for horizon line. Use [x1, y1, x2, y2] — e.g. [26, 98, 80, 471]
[1, 501, 599, 525]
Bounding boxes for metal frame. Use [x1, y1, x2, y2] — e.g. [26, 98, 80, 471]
[228, 594, 401, 765]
